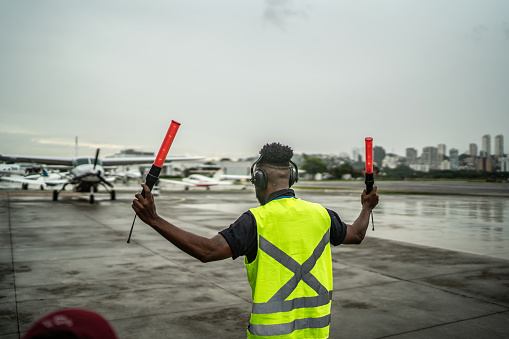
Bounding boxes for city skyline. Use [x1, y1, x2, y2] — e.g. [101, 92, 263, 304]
[398, 134, 505, 158]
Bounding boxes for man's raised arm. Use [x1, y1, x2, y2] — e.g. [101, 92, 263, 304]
[132, 183, 233, 262]
[343, 186, 379, 244]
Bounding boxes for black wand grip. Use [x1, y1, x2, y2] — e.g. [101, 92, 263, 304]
[142, 164, 162, 196]
[127, 164, 162, 243]
[365, 172, 374, 194]
[364, 172, 375, 231]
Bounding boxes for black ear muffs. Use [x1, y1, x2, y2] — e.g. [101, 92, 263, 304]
[250, 156, 267, 190]
[289, 160, 299, 187]
[250, 158, 299, 190]
[252, 168, 268, 190]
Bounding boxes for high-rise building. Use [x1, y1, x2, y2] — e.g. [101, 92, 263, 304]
[352, 147, 362, 162]
[449, 148, 459, 170]
[422, 146, 438, 170]
[406, 148, 418, 164]
[373, 146, 386, 167]
[495, 135, 504, 156]
[477, 157, 493, 172]
[481, 134, 491, 156]
[438, 144, 446, 161]
[469, 143, 478, 157]
[500, 157, 509, 172]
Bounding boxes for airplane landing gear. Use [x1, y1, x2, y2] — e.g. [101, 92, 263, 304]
[89, 186, 95, 204]
[53, 190, 58, 201]
[110, 190, 116, 200]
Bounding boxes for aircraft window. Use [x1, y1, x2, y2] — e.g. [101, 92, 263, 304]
[72, 157, 103, 166]
[74, 158, 90, 166]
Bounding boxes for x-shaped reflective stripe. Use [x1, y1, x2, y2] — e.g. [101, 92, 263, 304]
[259, 229, 330, 304]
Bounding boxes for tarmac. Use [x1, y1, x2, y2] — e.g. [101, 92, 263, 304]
[1, 182, 508, 338]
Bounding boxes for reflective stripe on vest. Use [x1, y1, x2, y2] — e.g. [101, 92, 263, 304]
[252, 230, 332, 315]
[249, 314, 331, 337]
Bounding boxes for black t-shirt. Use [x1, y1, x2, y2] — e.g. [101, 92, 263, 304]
[219, 189, 348, 263]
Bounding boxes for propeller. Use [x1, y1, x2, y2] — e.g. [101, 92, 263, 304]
[93, 148, 100, 170]
[98, 174, 114, 187]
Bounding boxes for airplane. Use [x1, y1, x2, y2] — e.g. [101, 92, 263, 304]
[159, 170, 250, 190]
[0, 150, 203, 203]
[112, 167, 142, 183]
[0, 163, 25, 176]
[0, 166, 68, 190]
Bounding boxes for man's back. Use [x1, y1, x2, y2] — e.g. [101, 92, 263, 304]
[246, 197, 333, 338]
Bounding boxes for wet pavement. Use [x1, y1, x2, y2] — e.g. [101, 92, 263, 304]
[1, 181, 508, 338]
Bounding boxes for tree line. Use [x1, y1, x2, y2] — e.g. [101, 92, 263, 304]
[299, 155, 508, 181]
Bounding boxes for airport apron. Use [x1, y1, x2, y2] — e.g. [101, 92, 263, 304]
[246, 197, 332, 338]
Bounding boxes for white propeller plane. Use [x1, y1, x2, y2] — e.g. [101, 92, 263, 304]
[159, 170, 250, 190]
[0, 166, 67, 190]
[0, 150, 203, 203]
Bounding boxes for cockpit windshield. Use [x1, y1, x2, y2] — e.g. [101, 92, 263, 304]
[73, 158, 103, 167]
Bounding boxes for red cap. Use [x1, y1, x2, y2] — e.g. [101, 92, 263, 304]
[22, 308, 118, 339]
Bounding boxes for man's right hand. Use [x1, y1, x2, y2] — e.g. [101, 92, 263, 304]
[132, 183, 160, 226]
[361, 186, 379, 211]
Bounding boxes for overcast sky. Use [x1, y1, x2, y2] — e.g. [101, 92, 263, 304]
[1, 0, 508, 160]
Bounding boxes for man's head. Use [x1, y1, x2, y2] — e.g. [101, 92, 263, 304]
[251, 142, 298, 205]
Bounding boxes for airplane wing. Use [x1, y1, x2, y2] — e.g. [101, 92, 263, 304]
[158, 178, 196, 186]
[101, 156, 204, 166]
[43, 178, 71, 186]
[0, 174, 71, 187]
[0, 155, 202, 167]
[0, 155, 74, 166]
[0, 175, 47, 186]
[219, 174, 251, 180]
[158, 178, 234, 187]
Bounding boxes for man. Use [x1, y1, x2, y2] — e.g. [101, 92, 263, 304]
[132, 142, 379, 338]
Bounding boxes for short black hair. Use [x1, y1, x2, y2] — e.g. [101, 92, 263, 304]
[258, 142, 293, 167]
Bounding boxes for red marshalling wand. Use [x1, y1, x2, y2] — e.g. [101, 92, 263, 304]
[365, 137, 375, 230]
[127, 120, 181, 243]
[365, 137, 374, 194]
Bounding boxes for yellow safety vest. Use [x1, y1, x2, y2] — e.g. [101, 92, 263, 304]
[246, 197, 332, 338]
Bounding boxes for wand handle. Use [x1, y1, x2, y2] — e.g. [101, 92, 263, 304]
[365, 172, 374, 194]
[143, 165, 162, 194]
[364, 173, 375, 231]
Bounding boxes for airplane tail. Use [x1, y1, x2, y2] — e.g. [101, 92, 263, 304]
[212, 169, 225, 180]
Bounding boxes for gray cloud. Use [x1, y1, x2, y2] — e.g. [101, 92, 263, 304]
[263, 0, 308, 29]
[459, 25, 489, 43]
